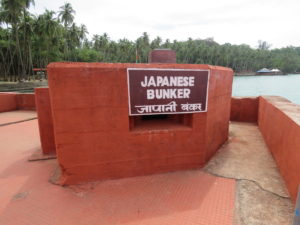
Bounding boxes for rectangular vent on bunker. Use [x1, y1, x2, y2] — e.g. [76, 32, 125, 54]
[129, 113, 193, 131]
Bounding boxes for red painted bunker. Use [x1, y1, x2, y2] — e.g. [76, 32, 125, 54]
[47, 62, 233, 185]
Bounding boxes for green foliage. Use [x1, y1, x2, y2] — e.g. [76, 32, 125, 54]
[0, 1, 300, 81]
[76, 48, 102, 62]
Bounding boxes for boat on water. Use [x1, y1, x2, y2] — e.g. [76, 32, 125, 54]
[256, 68, 285, 75]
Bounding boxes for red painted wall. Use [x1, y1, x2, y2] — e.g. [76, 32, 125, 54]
[205, 67, 233, 160]
[258, 96, 300, 202]
[0, 92, 36, 112]
[230, 97, 258, 122]
[16, 93, 36, 110]
[48, 62, 233, 185]
[35, 88, 56, 154]
[0, 93, 17, 112]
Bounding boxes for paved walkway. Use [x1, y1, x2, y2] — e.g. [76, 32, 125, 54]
[0, 111, 236, 225]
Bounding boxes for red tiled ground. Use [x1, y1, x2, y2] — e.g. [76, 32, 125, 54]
[0, 111, 236, 225]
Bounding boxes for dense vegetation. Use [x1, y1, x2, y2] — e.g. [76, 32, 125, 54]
[1, 1, 300, 81]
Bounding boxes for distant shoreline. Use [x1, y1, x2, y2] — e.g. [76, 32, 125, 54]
[235, 73, 300, 76]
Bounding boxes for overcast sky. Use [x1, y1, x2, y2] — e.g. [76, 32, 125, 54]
[29, 0, 300, 48]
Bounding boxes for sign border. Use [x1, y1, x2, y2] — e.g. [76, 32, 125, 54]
[127, 68, 210, 116]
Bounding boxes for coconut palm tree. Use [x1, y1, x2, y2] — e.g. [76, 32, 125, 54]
[58, 3, 76, 60]
[19, 10, 34, 79]
[58, 2, 75, 28]
[32, 10, 62, 68]
[0, 0, 34, 79]
[79, 24, 88, 39]
[1, 0, 23, 78]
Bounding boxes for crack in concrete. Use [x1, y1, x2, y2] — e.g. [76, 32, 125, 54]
[204, 170, 290, 199]
[0, 117, 37, 127]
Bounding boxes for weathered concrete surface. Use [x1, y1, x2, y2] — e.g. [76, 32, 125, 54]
[0, 110, 36, 126]
[205, 122, 289, 197]
[205, 122, 293, 225]
[238, 180, 293, 225]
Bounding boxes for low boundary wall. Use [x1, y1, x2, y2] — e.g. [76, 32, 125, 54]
[230, 97, 258, 122]
[0, 92, 36, 112]
[0, 93, 17, 112]
[258, 96, 300, 202]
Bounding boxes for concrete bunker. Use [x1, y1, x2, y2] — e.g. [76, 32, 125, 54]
[37, 50, 233, 185]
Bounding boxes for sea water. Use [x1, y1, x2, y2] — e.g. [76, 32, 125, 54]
[232, 74, 300, 105]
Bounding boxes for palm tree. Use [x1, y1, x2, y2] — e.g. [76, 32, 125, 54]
[58, 2, 75, 28]
[20, 0, 35, 75]
[79, 24, 88, 39]
[79, 24, 88, 47]
[1, 0, 23, 78]
[136, 32, 151, 63]
[92, 33, 110, 60]
[151, 36, 162, 49]
[58, 3, 75, 60]
[32, 10, 62, 68]
[0, 0, 34, 79]
[19, 10, 34, 79]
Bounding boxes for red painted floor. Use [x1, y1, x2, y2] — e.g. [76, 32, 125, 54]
[0, 111, 236, 225]
[0, 110, 36, 125]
